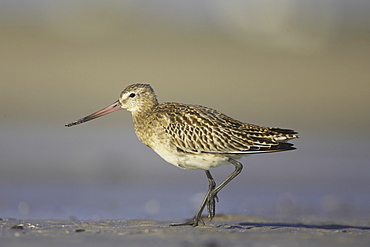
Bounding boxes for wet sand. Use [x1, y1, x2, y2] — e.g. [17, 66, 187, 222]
[1, 215, 369, 247]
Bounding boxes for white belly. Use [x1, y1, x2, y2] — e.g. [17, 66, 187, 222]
[151, 144, 240, 170]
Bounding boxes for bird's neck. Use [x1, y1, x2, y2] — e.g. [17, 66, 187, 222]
[131, 106, 156, 147]
[131, 101, 157, 128]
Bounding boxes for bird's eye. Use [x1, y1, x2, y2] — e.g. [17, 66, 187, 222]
[129, 93, 136, 98]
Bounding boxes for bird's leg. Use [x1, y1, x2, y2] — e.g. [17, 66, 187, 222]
[207, 158, 243, 220]
[171, 170, 216, 227]
[205, 170, 218, 219]
[171, 159, 242, 226]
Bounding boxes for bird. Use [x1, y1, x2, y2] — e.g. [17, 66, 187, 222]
[66, 83, 298, 226]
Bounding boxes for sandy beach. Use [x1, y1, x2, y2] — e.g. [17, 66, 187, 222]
[1, 215, 369, 247]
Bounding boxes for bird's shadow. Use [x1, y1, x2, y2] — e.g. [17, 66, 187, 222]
[219, 222, 370, 230]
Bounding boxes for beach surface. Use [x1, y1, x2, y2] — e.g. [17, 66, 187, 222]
[1, 215, 369, 247]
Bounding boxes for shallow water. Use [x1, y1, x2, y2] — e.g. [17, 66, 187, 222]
[1, 182, 369, 224]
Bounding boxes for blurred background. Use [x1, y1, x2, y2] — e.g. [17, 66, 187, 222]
[1, 0, 369, 224]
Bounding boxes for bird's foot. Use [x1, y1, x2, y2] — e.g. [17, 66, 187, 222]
[206, 191, 219, 219]
[170, 216, 204, 227]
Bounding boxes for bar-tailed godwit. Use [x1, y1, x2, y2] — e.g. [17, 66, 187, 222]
[66, 83, 298, 226]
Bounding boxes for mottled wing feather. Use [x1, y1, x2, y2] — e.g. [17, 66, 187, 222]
[157, 103, 298, 154]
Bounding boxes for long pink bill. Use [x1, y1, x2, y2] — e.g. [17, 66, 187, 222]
[65, 100, 122, 127]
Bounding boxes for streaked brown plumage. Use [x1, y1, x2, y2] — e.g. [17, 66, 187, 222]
[66, 83, 298, 226]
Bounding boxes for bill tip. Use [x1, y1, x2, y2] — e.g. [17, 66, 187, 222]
[65, 122, 76, 127]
